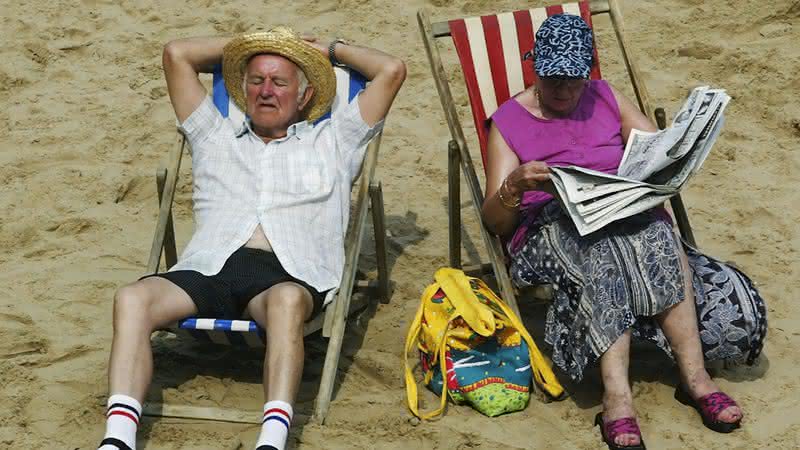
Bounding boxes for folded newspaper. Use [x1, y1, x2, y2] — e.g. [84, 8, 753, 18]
[548, 85, 730, 235]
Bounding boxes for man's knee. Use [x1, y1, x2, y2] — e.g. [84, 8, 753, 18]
[113, 282, 157, 330]
[265, 284, 313, 328]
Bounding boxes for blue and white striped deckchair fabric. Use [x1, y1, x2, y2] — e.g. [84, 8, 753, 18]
[210, 64, 368, 125]
[173, 66, 368, 347]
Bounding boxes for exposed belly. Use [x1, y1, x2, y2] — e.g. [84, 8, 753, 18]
[244, 224, 273, 251]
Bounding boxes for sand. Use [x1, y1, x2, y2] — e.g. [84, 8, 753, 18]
[1, 0, 798, 448]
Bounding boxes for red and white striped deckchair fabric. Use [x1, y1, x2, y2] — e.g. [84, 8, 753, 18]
[448, 1, 602, 168]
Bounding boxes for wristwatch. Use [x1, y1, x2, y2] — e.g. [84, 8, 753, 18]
[328, 38, 350, 67]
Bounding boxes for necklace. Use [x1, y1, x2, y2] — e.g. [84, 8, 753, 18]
[534, 87, 555, 119]
[535, 87, 579, 145]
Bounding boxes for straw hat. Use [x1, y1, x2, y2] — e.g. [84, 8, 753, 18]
[222, 27, 336, 122]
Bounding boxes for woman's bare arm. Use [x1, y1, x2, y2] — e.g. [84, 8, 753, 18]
[482, 123, 552, 237]
[609, 83, 657, 141]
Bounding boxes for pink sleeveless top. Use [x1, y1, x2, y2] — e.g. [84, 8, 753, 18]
[491, 80, 625, 251]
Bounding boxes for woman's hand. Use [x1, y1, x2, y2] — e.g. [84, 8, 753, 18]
[505, 160, 551, 196]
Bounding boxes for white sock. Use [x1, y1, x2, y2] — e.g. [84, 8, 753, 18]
[98, 394, 142, 450]
[255, 400, 293, 450]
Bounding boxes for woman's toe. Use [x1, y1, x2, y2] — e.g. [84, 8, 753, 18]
[615, 433, 640, 446]
[719, 405, 742, 423]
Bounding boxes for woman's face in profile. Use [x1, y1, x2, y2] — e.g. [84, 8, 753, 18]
[538, 77, 587, 116]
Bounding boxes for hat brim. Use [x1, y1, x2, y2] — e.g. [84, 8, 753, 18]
[222, 30, 335, 122]
[534, 56, 592, 79]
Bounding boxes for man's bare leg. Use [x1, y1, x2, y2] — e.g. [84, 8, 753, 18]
[656, 243, 742, 424]
[246, 282, 313, 450]
[100, 277, 197, 450]
[109, 277, 198, 398]
[599, 330, 641, 447]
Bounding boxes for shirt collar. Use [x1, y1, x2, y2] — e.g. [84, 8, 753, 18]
[236, 118, 313, 141]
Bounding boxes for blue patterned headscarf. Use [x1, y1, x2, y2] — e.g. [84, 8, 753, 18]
[528, 14, 593, 79]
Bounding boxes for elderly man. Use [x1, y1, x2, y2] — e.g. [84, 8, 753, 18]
[97, 27, 405, 450]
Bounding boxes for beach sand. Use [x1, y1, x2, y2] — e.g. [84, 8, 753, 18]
[1, 0, 798, 448]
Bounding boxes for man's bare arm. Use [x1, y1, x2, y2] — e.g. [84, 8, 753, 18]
[304, 38, 405, 126]
[334, 44, 405, 126]
[162, 37, 231, 123]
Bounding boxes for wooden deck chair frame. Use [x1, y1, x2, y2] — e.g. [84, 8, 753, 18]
[418, 0, 697, 315]
[142, 78, 390, 425]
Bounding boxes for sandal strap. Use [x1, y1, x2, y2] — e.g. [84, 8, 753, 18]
[697, 392, 738, 420]
[604, 417, 642, 441]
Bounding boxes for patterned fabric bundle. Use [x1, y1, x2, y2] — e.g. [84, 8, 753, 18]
[510, 203, 768, 382]
[404, 268, 563, 419]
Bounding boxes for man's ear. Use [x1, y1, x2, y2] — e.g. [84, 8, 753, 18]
[299, 85, 315, 112]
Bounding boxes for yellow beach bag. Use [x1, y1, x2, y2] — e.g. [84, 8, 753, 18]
[404, 268, 564, 419]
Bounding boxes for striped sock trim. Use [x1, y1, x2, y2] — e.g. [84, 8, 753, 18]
[257, 401, 292, 450]
[107, 410, 139, 426]
[264, 408, 290, 420]
[263, 408, 291, 427]
[108, 403, 141, 417]
[107, 403, 141, 426]
[263, 415, 290, 429]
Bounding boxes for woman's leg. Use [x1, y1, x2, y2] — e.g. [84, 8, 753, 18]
[655, 241, 742, 423]
[600, 329, 641, 447]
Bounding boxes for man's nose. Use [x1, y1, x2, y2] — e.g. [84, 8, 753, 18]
[259, 80, 275, 97]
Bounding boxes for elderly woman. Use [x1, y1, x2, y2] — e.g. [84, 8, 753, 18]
[481, 14, 766, 450]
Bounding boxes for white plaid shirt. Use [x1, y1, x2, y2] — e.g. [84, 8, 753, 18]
[171, 95, 382, 305]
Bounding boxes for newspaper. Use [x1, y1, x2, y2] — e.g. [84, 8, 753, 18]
[548, 86, 730, 236]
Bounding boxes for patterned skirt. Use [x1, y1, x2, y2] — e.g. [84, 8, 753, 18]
[509, 202, 767, 382]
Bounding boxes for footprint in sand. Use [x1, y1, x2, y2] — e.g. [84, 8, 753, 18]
[0, 313, 49, 360]
[114, 175, 149, 203]
[44, 217, 97, 235]
[23, 42, 55, 67]
[39, 344, 98, 366]
[0, 71, 31, 92]
[676, 41, 723, 60]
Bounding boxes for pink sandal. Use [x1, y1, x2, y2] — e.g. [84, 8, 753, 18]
[594, 412, 646, 450]
[675, 387, 742, 433]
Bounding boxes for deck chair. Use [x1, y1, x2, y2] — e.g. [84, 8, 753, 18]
[142, 65, 390, 425]
[417, 0, 697, 315]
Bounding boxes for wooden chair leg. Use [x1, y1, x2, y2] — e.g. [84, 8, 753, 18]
[148, 135, 184, 274]
[143, 403, 262, 424]
[313, 290, 348, 424]
[655, 107, 697, 247]
[155, 168, 178, 270]
[491, 249, 522, 317]
[669, 195, 696, 247]
[313, 290, 376, 422]
[448, 140, 462, 269]
[369, 181, 391, 304]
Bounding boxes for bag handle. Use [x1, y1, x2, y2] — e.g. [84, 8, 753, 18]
[473, 277, 565, 399]
[405, 283, 455, 419]
[434, 268, 495, 337]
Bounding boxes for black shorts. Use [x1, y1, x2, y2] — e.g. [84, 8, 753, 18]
[144, 247, 325, 320]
